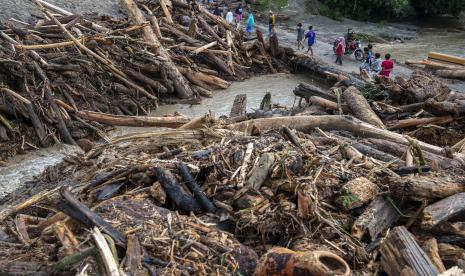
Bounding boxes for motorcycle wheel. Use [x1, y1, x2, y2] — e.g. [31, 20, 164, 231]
[354, 49, 364, 61]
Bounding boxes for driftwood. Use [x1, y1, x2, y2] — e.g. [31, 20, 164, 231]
[380, 226, 438, 276]
[343, 86, 385, 129]
[351, 197, 399, 242]
[76, 111, 189, 127]
[388, 116, 454, 130]
[388, 176, 465, 201]
[293, 82, 337, 101]
[423, 98, 465, 116]
[422, 192, 465, 229]
[405, 59, 463, 70]
[152, 167, 202, 212]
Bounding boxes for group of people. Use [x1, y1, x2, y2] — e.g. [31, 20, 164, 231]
[296, 24, 316, 56]
[357, 44, 394, 78]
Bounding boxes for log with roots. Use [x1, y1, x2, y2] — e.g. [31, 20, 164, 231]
[227, 115, 465, 162]
[343, 86, 385, 129]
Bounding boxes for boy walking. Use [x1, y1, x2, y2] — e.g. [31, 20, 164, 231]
[304, 26, 316, 56]
[296, 23, 305, 50]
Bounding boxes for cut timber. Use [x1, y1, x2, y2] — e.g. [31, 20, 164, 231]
[120, 0, 194, 99]
[351, 197, 399, 242]
[428, 52, 465, 66]
[246, 153, 275, 189]
[435, 69, 465, 80]
[227, 115, 465, 162]
[76, 110, 189, 127]
[380, 226, 438, 276]
[388, 116, 454, 130]
[406, 59, 463, 70]
[388, 176, 465, 201]
[422, 238, 446, 273]
[335, 177, 379, 211]
[343, 86, 385, 129]
[230, 94, 247, 118]
[421, 192, 465, 229]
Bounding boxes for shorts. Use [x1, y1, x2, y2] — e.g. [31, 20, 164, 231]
[307, 43, 314, 48]
[246, 25, 253, 33]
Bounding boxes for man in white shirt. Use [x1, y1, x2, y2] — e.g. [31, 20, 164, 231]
[225, 8, 234, 24]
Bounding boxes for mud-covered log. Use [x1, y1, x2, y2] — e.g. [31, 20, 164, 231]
[246, 153, 275, 189]
[381, 226, 438, 276]
[176, 162, 216, 213]
[351, 197, 399, 242]
[388, 176, 465, 201]
[121, 0, 194, 99]
[343, 86, 385, 129]
[152, 167, 202, 212]
[76, 110, 189, 127]
[335, 177, 379, 210]
[421, 192, 465, 229]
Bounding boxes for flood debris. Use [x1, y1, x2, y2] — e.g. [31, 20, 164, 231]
[0, 0, 294, 160]
[1, 61, 465, 275]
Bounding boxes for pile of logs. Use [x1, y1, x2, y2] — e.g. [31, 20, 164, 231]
[1, 91, 465, 274]
[406, 53, 465, 80]
[0, 0, 292, 159]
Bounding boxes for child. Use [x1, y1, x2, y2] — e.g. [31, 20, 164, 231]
[371, 53, 382, 76]
[359, 47, 372, 76]
[304, 26, 316, 56]
[245, 10, 255, 36]
[335, 37, 345, 65]
[380, 53, 394, 77]
[235, 4, 243, 23]
[296, 23, 305, 50]
[225, 8, 234, 24]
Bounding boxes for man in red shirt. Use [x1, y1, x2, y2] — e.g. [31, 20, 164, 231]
[380, 53, 394, 77]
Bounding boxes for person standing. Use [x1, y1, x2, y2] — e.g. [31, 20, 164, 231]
[268, 10, 276, 34]
[296, 23, 305, 50]
[213, 6, 221, 16]
[335, 37, 345, 65]
[371, 53, 382, 76]
[359, 47, 372, 76]
[304, 25, 316, 56]
[235, 4, 243, 23]
[380, 53, 394, 77]
[245, 10, 255, 36]
[225, 8, 234, 24]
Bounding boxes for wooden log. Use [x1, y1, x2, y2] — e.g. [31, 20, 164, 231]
[76, 110, 189, 127]
[246, 153, 275, 190]
[178, 67, 230, 89]
[159, 0, 174, 24]
[423, 98, 465, 116]
[230, 94, 247, 118]
[435, 69, 465, 80]
[309, 96, 349, 113]
[388, 116, 454, 130]
[176, 163, 216, 213]
[196, 16, 229, 49]
[293, 82, 336, 101]
[428, 52, 465, 66]
[60, 187, 127, 247]
[406, 59, 463, 70]
[421, 192, 465, 229]
[179, 45, 230, 56]
[152, 167, 202, 212]
[380, 226, 438, 276]
[343, 86, 385, 129]
[335, 177, 379, 210]
[351, 196, 399, 242]
[191, 41, 217, 55]
[388, 176, 465, 201]
[120, 0, 194, 99]
[124, 67, 168, 94]
[124, 235, 142, 275]
[255, 31, 277, 73]
[422, 238, 446, 273]
[227, 115, 465, 162]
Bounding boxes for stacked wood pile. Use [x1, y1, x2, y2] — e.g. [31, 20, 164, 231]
[0, 0, 292, 160]
[1, 74, 465, 274]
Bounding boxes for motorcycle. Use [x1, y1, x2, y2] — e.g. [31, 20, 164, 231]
[333, 39, 364, 61]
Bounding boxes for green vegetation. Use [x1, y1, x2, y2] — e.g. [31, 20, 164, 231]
[259, 0, 289, 11]
[319, 0, 465, 20]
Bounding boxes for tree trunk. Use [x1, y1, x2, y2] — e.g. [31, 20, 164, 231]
[435, 69, 465, 80]
[343, 86, 385, 129]
[120, 0, 194, 99]
[293, 82, 337, 101]
[76, 110, 189, 127]
[421, 192, 465, 229]
[380, 226, 438, 276]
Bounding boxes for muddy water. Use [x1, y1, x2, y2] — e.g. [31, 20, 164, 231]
[0, 73, 314, 197]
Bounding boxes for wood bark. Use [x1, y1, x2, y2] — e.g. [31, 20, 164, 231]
[120, 0, 194, 99]
[422, 238, 446, 273]
[351, 196, 399, 242]
[293, 82, 337, 101]
[230, 94, 247, 118]
[421, 192, 465, 229]
[380, 226, 438, 276]
[388, 176, 465, 201]
[309, 96, 349, 113]
[343, 86, 385, 129]
[76, 110, 189, 127]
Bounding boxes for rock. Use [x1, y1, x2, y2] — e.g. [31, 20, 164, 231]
[77, 138, 94, 152]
